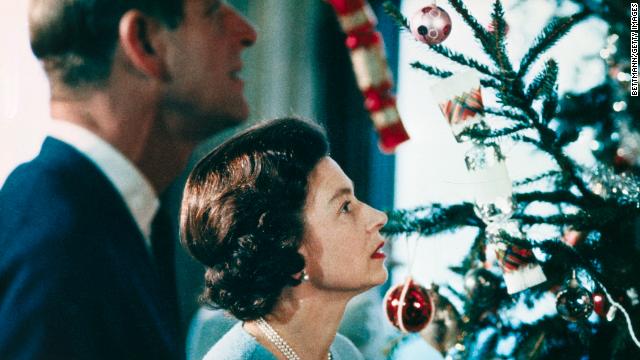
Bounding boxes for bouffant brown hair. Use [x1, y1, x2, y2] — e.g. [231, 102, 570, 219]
[180, 117, 330, 320]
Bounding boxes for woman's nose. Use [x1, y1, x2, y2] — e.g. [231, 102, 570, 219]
[367, 205, 388, 232]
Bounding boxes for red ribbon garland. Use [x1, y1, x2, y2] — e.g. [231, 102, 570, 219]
[345, 31, 381, 49]
[325, 0, 410, 153]
[326, 0, 367, 14]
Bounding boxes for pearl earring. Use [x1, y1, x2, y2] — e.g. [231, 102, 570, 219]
[301, 270, 309, 282]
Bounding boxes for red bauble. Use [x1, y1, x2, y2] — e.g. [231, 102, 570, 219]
[384, 277, 434, 332]
[410, 6, 452, 45]
[593, 292, 613, 319]
[614, 153, 633, 172]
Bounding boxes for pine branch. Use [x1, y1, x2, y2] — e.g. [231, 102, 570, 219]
[510, 134, 544, 149]
[448, 0, 518, 82]
[481, 78, 503, 90]
[410, 61, 453, 78]
[515, 212, 591, 227]
[387, 0, 597, 206]
[488, 124, 530, 138]
[490, 228, 539, 250]
[384, 0, 504, 84]
[556, 84, 613, 125]
[526, 59, 559, 101]
[513, 170, 563, 187]
[460, 123, 530, 141]
[478, 332, 501, 359]
[446, 0, 492, 50]
[514, 101, 599, 202]
[530, 121, 600, 202]
[454, 228, 487, 273]
[490, 0, 508, 40]
[382, 1, 410, 30]
[409, 61, 512, 86]
[541, 85, 559, 125]
[554, 128, 580, 148]
[518, 11, 589, 77]
[444, 284, 466, 303]
[514, 124, 596, 206]
[411, 63, 507, 90]
[514, 190, 585, 207]
[427, 43, 497, 78]
[484, 107, 531, 123]
[506, 316, 585, 358]
[554, 153, 597, 201]
[383, 203, 480, 237]
[495, 88, 531, 109]
[535, 239, 610, 292]
[489, 0, 514, 74]
[380, 0, 640, 355]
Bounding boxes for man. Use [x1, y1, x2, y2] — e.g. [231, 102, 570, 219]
[0, 0, 256, 358]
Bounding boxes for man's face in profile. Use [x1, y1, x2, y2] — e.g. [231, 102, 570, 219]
[162, 0, 257, 140]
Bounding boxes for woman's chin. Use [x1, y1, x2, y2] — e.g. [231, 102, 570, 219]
[369, 267, 389, 288]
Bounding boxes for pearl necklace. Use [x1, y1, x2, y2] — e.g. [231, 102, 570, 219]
[256, 317, 332, 360]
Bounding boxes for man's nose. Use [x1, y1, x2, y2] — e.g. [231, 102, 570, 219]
[230, 7, 257, 47]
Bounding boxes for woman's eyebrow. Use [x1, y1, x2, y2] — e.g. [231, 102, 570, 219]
[328, 184, 354, 204]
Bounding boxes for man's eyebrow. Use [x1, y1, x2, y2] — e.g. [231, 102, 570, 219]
[205, 0, 222, 15]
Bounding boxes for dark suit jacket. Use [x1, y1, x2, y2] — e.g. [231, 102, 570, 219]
[0, 137, 183, 359]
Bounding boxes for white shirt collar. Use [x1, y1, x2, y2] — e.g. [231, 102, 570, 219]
[48, 120, 159, 250]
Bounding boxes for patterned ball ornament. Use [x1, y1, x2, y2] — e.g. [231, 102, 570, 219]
[556, 277, 594, 322]
[384, 277, 435, 332]
[410, 5, 452, 45]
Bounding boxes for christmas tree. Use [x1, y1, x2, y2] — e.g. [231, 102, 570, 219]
[378, 0, 640, 358]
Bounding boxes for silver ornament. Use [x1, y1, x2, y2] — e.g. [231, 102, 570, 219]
[464, 144, 515, 223]
[556, 277, 594, 322]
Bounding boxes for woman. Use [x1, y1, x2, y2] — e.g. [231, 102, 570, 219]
[180, 118, 388, 360]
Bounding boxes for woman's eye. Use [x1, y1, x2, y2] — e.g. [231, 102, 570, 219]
[340, 201, 352, 214]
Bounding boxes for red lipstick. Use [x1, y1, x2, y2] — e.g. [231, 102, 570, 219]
[371, 242, 386, 259]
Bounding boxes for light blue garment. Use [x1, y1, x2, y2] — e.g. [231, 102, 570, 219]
[188, 291, 391, 360]
[203, 322, 364, 360]
[187, 309, 239, 360]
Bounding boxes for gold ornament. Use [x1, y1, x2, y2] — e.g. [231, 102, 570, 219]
[420, 285, 462, 355]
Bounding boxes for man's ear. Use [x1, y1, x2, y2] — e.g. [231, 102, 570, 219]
[118, 10, 168, 80]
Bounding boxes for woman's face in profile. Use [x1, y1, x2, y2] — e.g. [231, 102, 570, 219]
[301, 157, 388, 293]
